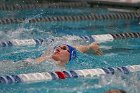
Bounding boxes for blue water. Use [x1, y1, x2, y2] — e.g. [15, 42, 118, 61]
[0, 5, 140, 93]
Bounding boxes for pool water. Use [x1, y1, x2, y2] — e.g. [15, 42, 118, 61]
[0, 4, 140, 93]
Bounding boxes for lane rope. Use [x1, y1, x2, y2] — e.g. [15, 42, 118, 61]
[0, 32, 139, 47]
[0, 12, 139, 24]
[0, 64, 140, 84]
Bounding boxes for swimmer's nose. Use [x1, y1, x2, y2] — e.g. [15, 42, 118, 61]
[54, 48, 60, 53]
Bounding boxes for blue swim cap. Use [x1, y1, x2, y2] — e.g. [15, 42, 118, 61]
[66, 45, 77, 61]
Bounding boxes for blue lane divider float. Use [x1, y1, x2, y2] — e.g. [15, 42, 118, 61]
[0, 64, 140, 84]
[0, 32, 140, 47]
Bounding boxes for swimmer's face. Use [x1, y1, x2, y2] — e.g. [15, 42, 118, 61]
[52, 45, 70, 65]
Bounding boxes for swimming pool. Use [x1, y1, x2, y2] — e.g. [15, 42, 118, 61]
[0, 2, 140, 93]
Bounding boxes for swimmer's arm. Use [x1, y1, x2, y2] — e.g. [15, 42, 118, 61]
[24, 55, 48, 64]
[23, 50, 51, 64]
[75, 43, 103, 55]
[34, 50, 52, 63]
[34, 56, 48, 63]
[20, 56, 47, 67]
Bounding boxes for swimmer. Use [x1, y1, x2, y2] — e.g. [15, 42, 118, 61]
[0, 43, 102, 72]
[25, 43, 102, 67]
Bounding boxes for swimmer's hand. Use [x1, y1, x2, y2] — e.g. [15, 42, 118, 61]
[75, 43, 103, 55]
[89, 43, 103, 55]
